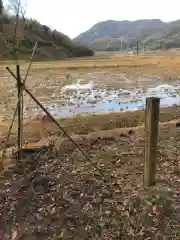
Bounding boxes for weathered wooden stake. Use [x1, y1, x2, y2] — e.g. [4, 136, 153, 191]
[16, 64, 23, 160]
[144, 97, 160, 186]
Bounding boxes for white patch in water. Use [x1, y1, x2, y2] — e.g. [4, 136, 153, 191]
[62, 80, 94, 91]
[146, 84, 177, 98]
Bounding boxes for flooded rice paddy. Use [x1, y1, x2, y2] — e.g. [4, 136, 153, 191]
[43, 86, 180, 117]
[20, 71, 180, 118]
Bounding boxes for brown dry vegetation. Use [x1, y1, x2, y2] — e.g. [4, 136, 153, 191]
[1, 54, 180, 73]
[1, 55, 180, 239]
[0, 105, 180, 151]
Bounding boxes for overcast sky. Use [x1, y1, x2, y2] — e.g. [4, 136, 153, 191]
[17, 0, 180, 38]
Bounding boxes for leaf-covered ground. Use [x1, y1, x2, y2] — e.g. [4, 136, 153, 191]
[0, 122, 180, 239]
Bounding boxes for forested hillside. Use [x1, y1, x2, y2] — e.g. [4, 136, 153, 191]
[73, 19, 180, 51]
[0, 2, 94, 60]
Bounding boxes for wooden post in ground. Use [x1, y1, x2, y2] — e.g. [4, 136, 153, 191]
[16, 64, 23, 160]
[144, 97, 160, 186]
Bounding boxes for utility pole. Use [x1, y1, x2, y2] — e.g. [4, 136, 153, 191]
[124, 36, 129, 52]
[136, 27, 140, 56]
[121, 37, 123, 52]
[136, 39, 139, 56]
[127, 38, 129, 52]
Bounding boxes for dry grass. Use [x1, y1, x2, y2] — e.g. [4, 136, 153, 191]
[0, 53, 180, 72]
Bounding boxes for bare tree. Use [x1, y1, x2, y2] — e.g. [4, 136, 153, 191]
[0, 0, 26, 61]
[0, 0, 4, 33]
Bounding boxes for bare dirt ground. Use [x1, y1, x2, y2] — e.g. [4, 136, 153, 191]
[1, 55, 180, 239]
[1, 121, 180, 239]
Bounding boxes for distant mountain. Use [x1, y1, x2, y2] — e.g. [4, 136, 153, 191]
[73, 19, 180, 51]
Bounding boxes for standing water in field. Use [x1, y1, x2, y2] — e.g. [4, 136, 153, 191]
[23, 73, 180, 118]
[40, 82, 180, 117]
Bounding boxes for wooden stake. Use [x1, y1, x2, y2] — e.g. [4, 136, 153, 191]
[16, 64, 22, 160]
[144, 97, 160, 186]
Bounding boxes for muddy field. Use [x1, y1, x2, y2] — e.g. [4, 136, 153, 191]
[0, 55, 180, 140]
[0, 55, 180, 149]
[0, 67, 180, 119]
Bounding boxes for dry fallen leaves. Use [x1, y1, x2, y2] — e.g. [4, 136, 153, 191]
[0, 121, 180, 239]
